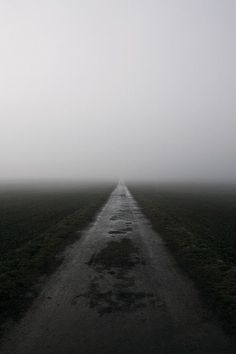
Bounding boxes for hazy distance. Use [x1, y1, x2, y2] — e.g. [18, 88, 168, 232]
[0, 0, 235, 183]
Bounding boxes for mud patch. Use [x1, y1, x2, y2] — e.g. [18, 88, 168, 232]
[87, 238, 140, 272]
[108, 227, 132, 235]
[108, 230, 124, 235]
[74, 282, 157, 315]
[84, 238, 152, 315]
[109, 211, 130, 222]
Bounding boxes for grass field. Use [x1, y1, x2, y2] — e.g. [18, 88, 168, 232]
[129, 183, 236, 333]
[0, 183, 114, 330]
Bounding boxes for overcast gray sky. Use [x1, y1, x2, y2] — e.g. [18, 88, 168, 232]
[0, 0, 235, 182]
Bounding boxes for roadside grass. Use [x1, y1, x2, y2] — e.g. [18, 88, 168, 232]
[0, 184, 114, 331]
[129, 184, 236, 333]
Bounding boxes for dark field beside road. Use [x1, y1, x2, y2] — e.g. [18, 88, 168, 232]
[129, 184, 236, 334]
[0, 183, 114, 332]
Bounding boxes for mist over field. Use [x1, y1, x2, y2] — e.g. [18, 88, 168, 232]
[0, 0, 235, 183]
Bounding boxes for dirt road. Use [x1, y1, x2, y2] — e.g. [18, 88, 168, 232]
[0, 183, 235, 353]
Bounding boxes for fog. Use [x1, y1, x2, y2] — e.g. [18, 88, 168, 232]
[0, 0, 235, 183]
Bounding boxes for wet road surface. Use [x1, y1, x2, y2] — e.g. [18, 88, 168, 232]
[0, 183, 235, 353]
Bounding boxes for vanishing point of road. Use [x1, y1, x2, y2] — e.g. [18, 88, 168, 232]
[0, 183, 235, 354]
